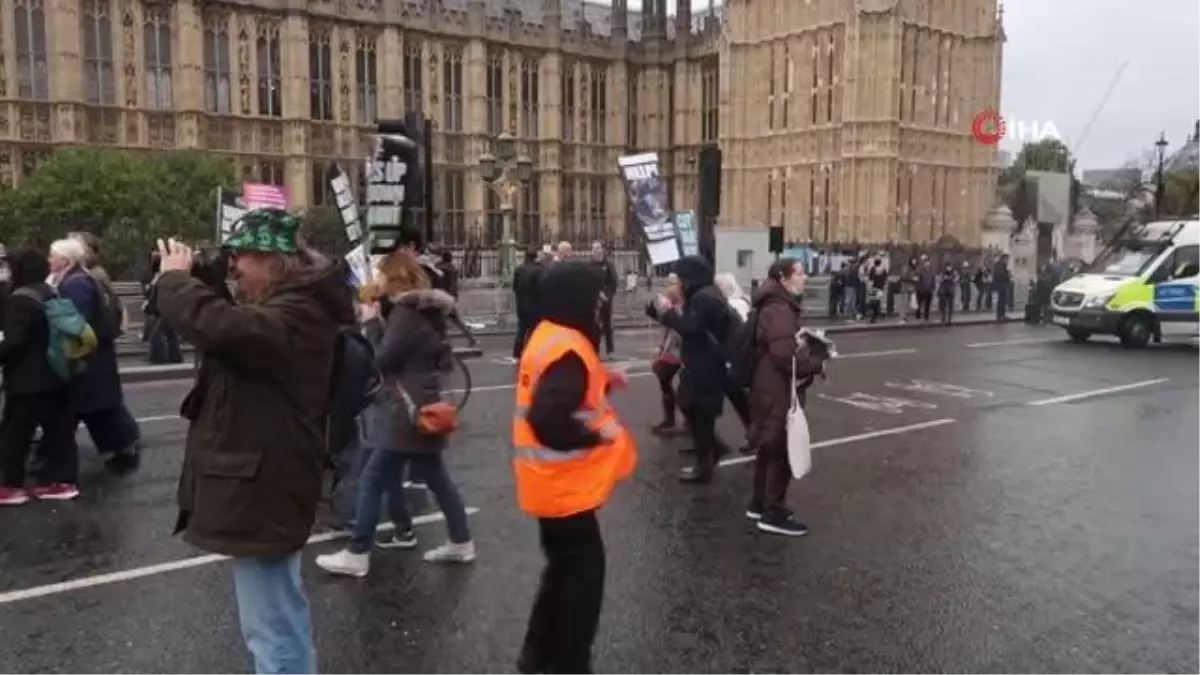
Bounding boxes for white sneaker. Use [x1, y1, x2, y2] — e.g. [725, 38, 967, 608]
[315, 549, 370, 578]
[422, 541, 476, 563]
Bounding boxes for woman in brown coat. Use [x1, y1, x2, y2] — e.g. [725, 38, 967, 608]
[747, 257, 828, 537]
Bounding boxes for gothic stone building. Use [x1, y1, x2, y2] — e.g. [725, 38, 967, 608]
[1, 0, 1001, 248]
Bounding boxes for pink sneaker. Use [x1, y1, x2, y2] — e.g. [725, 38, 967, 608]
[0, 486, 31, 506]
[30, 483, 79, 501]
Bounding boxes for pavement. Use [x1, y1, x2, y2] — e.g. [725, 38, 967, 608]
[1, 323, 1197, 673]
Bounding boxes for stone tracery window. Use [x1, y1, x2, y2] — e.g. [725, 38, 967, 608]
[700, 57, 718, 142]
[14, 0, 49, 100]
[402, 42, 422, 116]
[520, 57, 539, 139]
[202, 13, 231, 114]
[485, 49, 503, 136]
[309, 27, 333, 121]
[82, 0, 115, 105]
[442, 44, 463, 132]
[256, 20, 282, 117]
[355, 37, 377, 124]
[143, 5, 173, 110]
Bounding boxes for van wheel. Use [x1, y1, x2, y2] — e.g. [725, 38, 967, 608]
[1119, 314, 1153, 349]
[1067, 329, 1092, 343]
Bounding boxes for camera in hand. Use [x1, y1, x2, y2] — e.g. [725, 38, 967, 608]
[191, 246, 231, 300]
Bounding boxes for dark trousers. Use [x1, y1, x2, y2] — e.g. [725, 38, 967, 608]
[995, 285, 1009, 320]
[916, 292, 933, 321]
[77, 405, 140, 455]
[513, 312, 536, 359]
[1, 390, 78, 487]
[598, 301, 614, 355]
[147, 315, 183, 364]
[751, 438, 791, 516]
[686, 411, 720, 470]
[651, 360, 681, 426]
[975, 285, 987, 311]
[723, 378, 751, 429]
[960, 286, 972, 312]
[519, 510, 605, 674]
[939, 294, 954, 324]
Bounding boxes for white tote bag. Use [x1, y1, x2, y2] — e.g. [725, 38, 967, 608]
[787, 355, 813, 479]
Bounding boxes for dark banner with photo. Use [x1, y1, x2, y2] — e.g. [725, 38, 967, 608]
[617, 152, 680, 266]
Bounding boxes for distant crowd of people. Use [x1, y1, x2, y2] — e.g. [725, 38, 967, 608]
[829, 254, 1017, 324]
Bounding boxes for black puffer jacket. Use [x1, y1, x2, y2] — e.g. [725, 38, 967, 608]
[652, 256, 731, 416]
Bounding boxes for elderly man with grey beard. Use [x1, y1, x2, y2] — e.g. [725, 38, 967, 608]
[153, 209, 355, 674]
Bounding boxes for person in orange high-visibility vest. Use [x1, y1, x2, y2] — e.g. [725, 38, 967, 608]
[513, 261, 637, 675]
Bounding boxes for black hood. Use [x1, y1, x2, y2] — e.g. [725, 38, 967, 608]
[538, 261, 603, 339]
[674, 255, 714, 298]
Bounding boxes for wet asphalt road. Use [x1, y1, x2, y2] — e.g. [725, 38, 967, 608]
[1, 322, 1197, 673]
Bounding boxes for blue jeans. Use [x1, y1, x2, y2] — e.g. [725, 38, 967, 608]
[232, 554, 315, 674]
[841, 286, 858, 317]
[349, 449, 472, 553]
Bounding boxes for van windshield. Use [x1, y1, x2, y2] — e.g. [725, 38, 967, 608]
[1088, 242, 1168, 277]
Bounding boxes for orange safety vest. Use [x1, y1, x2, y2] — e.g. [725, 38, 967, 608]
[512, 321, 637, 518]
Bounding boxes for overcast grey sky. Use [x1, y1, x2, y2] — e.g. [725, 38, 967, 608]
[621, 0, 1199, 170]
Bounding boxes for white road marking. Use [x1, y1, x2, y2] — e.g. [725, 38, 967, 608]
[965, 337, 1063, 349]
[718, 418, 957, 468]
[816, 392, 940, 415]
[884, 379, 993, 399]
[1026, 378, 1170, 406]
[0, 508, 480, 606]
[833, 348, 918, 359]
[133, 371, 658, 424]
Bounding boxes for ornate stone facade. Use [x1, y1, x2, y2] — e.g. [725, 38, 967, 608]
[722, 0, 1004, 246]
[0, 0, 1001, 247]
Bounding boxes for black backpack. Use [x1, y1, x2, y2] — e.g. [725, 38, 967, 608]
[726, 306, 759, 389]
[326, 326, 383, 455]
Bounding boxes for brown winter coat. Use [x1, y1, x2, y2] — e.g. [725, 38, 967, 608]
[156, 262, 355, 558]
[747, 279, 825, 453]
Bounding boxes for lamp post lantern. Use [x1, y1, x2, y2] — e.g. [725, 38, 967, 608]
[1154, 132, 1169, 219]
[479, 131, 535, 282]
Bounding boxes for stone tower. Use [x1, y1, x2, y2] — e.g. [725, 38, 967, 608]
[721, 0, 1005, 246]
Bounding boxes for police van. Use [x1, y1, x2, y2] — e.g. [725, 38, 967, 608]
[1050, 219, 1200, 348]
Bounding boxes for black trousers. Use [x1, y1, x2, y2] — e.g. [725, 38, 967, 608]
[513, 313, 536, 359]
[687, 411, 720, 470]
[651, 360, 681, 425]
[960, 286, 972, 312]
[520, 510, 606, 674]
[1, 390, 77, 488]
[916, 292, 933, 321]
[939, 294, 954, 324]
[995, 286, 1009, 320]
[752, 437, 791, 516]
[723, 378, 751, 429]
[598, 301, 614, 355]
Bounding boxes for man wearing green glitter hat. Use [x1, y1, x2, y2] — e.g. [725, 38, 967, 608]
[153, 207, 356, 674]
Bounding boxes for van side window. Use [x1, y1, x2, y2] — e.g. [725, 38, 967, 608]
[1147, 252, 1176, 283]
[1170, 245, 1200, 280]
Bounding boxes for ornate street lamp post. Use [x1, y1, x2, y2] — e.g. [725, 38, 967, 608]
[1154, 132, 1169, 219]
[479, 131, 534, 282]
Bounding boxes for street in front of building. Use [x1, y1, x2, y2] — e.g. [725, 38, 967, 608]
[0, 323, 1195, 673]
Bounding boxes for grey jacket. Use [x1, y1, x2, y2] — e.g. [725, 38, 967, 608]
[362, 288, 456, 454]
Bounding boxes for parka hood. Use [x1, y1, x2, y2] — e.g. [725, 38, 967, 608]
[389, 288, 457, 314]
[674, 255, 714, 297]
[284, 259, 357, 326]
[537, 261, 603, 339]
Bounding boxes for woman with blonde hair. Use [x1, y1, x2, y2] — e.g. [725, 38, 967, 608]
[317, 248, 475, 578]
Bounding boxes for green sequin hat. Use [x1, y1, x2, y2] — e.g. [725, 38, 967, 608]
[223, 208, 300, 254]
